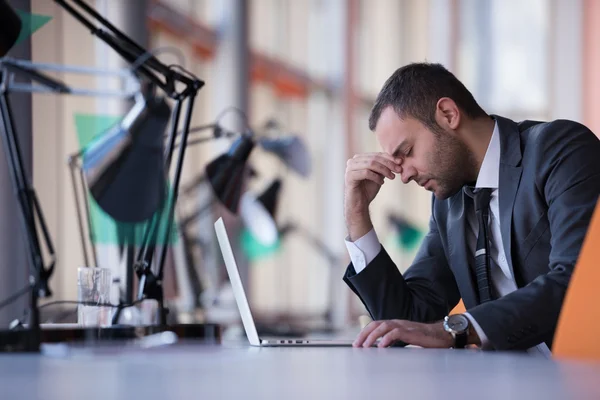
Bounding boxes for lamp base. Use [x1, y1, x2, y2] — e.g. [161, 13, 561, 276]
[0, 323, 221, 352]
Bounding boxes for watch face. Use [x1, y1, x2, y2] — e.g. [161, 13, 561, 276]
[447, 315, 469, 332]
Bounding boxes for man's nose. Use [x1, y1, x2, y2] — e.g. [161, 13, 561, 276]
[400, 166, 416, 184]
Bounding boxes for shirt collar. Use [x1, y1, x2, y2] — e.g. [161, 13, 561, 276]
[475, 122, 500, 189]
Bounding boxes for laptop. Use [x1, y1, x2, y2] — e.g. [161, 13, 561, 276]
[214, 217, 354, 347]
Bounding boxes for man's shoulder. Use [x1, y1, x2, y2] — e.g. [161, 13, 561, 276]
[515, 119, 600, 190]
[518, 118, 595, 143]
[517, 118, 598, 157]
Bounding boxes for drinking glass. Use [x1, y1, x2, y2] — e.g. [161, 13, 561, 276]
[77, 267, 112, 327]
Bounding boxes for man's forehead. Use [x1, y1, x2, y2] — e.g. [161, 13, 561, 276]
[377, 106, 404, 128]
[374, 111, 412, 152]
[375, 109, 423, 138]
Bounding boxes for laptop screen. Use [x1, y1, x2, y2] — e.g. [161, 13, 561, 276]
[214, 217, 261, 346]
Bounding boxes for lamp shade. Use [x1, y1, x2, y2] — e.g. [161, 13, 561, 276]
[0, 0, 22, 57]
[258, 136, 311, 178]
[205, 134, 255, 213]
[82, 93, 171, 223]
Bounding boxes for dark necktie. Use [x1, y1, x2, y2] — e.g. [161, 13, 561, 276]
[474, 188, 493, 304]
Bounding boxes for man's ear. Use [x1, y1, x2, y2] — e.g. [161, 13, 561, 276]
[435, 97, 460, 130]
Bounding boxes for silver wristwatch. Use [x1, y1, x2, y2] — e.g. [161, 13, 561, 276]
[443, 314, 470, 349]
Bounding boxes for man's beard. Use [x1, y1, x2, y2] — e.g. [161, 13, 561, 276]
[428, 133, 477, 200]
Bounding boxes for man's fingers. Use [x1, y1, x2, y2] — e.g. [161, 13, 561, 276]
[354, 320, 450, 349]
[352, 152, 402, 169]
[352, 321, 380, 347]
[347, 158, 398, 180]
[350, 154, 402, 176]
[360, 322, 400, 348]
[354, 152, 402, 165]
[353, 321, 409, 348]
[362, 322, 391, 348]
[378, 328, 404, 348]
[348, 170, 385, 186]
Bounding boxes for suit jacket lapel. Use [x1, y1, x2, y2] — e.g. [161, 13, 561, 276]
[493, 115, 523, 280]
[447, 191, 478, 308]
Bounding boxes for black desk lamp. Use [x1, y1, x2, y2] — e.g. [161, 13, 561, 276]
[54, 0, 204, 330]
[82, 88, 171, 223]
[176, 120, 308, 242]
[0, 0, 211, 351]
[205, 134, 255, 213]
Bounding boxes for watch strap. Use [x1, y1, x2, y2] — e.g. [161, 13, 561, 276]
[454, 330, 468, 349]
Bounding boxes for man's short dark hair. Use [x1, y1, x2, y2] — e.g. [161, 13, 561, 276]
[368, 63, 487, 133]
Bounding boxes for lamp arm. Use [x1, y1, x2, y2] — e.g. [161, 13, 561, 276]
[172, 124, 240, 149]
[54, 0, 204, 97]
[0, 58, 140, 98]
[67, 155, 98, 269]
[136, 94, 201, 326]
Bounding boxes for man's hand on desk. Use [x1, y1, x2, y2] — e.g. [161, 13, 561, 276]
[352, 319, 481, 349]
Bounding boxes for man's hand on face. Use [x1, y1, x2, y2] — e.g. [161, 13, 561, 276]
[352, 319, 455, 349]
[344, 153, 402, 240]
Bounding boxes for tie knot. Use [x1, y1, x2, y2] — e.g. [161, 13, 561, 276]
[474, 188, 493, 212]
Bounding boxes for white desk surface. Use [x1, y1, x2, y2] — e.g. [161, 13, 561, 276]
[1, 340, 599, 400]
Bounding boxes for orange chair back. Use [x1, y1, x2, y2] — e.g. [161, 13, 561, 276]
[450, 299, 466, 315]
[554, 202, 600, 361]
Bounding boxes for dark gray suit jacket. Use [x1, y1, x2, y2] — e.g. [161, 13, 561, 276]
[344, 115, 600, 351]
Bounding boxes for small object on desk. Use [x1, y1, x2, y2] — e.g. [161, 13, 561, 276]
[134, 331, 178, 349]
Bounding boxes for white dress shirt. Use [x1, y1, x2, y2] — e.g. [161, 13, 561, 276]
[345, 123, 551, 356]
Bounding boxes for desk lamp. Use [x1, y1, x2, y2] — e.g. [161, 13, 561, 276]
[0, 0, 211, 351]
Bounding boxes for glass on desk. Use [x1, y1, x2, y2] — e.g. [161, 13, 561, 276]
[77, 267, 112, 327]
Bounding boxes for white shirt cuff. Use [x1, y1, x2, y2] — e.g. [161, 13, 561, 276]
[464, 312, 492, 350]
[344, 229, 382, 274]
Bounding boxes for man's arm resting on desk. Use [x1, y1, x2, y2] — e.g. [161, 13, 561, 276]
[344, 210, 488, 349]
[346, 230, 485, 348]
[352, 316, 483, 348]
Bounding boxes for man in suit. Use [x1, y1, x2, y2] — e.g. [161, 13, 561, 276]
[344, 63, 600, 352]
